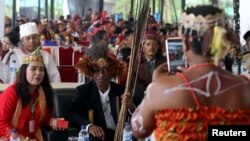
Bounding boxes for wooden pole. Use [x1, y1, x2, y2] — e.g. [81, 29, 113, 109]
[113, 1, 150, 141]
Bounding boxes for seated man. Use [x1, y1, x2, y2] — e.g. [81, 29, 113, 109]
[66, 44, 135, 141]
[2, 22, 61, 83]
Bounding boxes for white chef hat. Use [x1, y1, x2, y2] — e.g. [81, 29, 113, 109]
[19, 22, 39, 38]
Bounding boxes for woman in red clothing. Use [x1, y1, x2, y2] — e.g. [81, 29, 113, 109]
[0, 48, 63, 140]
[131, 5, 250, 141]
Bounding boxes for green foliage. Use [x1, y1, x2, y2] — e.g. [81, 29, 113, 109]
[5, 5, 12, 18]
[4, 0, 12, 18]
[54, 0, 64, 19]
[114, 0, 131, 20]
[3, 0, 234, 24]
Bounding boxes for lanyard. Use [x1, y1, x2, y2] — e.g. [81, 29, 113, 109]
[29, 96, 40, 116]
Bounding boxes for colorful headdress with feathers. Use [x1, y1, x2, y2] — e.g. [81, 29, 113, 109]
[22, 47, 44, 64]
[75, 44, 126, 78]
[179, 5, 230, 65]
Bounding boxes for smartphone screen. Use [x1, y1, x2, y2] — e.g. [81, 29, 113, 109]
[165, 38, 187, 72]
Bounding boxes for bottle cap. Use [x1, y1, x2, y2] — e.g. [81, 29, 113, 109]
[81, 125, 86, 129]
[12, 128, 17, 133]
[125, 122, 130, 126]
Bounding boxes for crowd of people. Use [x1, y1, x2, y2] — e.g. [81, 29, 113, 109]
[0, 7, 180, 85]
[0, 4, 250, 141]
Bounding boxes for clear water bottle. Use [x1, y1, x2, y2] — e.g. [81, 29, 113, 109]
[9, 129, 20, 141]
[241, 60, 249, 77]
[117, 49, 123, 61]
[78, 125, 89, 141]
[65, 36, 70, 46]
[232, 58, 239, 75]
[10, 60, 18, 83]
[77, 70, 85, 84]
[57, 35, 61, 46]
[40, 35, 45, 46]
[219, 59, 225, 70]
[122, 122, 132, 141]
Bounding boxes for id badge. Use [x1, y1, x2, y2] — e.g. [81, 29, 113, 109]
[29, 120, 35, 133]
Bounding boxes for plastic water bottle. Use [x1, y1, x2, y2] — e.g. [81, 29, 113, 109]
[122, 122, 132, 141]
[232, 58, 239, 75]
[57, 35, 61, 46]
[117, 49, 123, 60]
[219, 59, 225, 70]
[77, 70, 85, 84]
[65, 36, 70, 46]
[40, 35, 45, 46]
[9, 129, 20, 141]
[241, 60, 249, 77]
[10, 60, 18, 83]
[78, 125, 89, 141]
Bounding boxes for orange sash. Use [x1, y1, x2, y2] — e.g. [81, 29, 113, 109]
[10, 86, 46, 141]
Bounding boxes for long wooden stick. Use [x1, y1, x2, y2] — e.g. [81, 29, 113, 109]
[113, 1, 150, 141]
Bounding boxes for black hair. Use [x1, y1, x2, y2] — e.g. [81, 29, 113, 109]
[16, 64, 54, 111]
[160, 28, 167, 36]
[59, 15, 64, 21]
[185, 5, 222, 17]
[94, 22, 101, 28]
[66, 15, 71, 20]
[91, 30, 107, 44]
[120, 47, 131, 63]
[73, 37, 79, 42]
[149, 26, 158, 32]
[184, 5, 222, 55]
[4, 31, 20, 46]
[12, 26, 20, 34]
[4, 23, 12, 28]
[124, 29, 133, 38]
[31, 19, 40, 25]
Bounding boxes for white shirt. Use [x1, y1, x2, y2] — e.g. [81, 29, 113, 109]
[2, 48, 61, 83]
[0, 62, 10, 83]
[86, 84, 117, 131]
[98, 85, 116, 130]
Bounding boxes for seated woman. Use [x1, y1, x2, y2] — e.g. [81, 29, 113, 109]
[131, 5, 250, 140]
[1, 31, 19, 61]
[0, 48, 64, 140]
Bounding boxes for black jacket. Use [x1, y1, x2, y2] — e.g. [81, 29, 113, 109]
[66, 80, 125, 141]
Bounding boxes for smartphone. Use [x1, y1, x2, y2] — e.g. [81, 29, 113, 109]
[165, 38, 187, 72]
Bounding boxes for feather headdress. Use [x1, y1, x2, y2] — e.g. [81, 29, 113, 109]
[75, 44, 126, 78]
[179, 5, 231, 65]
[22, 47, 44, 64]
